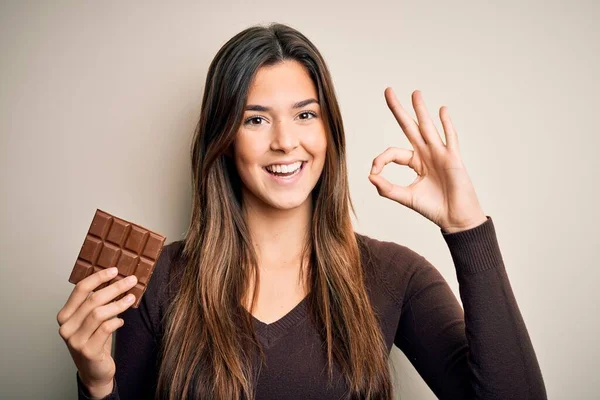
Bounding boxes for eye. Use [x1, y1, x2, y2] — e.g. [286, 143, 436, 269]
[297, 111, 317, 120]
[244, 115, 266, 126]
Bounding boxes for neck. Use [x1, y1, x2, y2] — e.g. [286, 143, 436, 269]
[242, 190, 312, 272]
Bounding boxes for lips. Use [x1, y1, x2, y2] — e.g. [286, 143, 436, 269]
[263, 161, 307, 184]
[264, 160, 306, 168]
[265, 161, 303, 174]
[263, 161, 306, 172]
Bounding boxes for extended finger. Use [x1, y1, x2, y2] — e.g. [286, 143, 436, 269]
[439, 106, 459, 152]
[57, 267, 119, 326]
[384, 87, 427, 151]
[370, 147, 416, 175]
[59, 275, 137, 340]
[80, 317, 124, 362]
[411, 90, 445, 149]
[70, 293, 136, 347]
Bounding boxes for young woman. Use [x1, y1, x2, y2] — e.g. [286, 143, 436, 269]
[57, 23, 547, 399]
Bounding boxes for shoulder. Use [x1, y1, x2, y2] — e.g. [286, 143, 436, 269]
[140, 240, 186, 321]
[354, 232, 430, 306]
[159, 239, 186, 270]
[155, 239, 187, 298]
[150, 240, 185, 286]
[355, 232, 423, 266]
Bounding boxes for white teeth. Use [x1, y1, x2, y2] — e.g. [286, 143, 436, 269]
[266, 161, 302, 174]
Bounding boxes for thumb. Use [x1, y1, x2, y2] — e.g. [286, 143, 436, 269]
[369, 174, 412, 208]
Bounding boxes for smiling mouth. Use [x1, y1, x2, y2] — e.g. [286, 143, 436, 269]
[263, 161, 306, 177]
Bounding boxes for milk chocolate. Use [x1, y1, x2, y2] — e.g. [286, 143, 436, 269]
[69, 209, 166, 308]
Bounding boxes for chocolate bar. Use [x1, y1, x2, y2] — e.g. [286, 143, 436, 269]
[69, 209, 166, 308]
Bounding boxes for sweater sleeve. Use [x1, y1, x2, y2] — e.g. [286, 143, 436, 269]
[76, 241, 176, 400]
[393, 216, 547, 399]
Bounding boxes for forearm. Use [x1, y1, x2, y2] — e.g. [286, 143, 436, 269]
[445, 217, 547, 398]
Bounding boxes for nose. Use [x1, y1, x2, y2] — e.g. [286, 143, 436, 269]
[270, 119, 299, 153]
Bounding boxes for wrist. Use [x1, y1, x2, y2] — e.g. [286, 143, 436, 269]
[79, 373, 114, 399]
[442, 214, 488, 234]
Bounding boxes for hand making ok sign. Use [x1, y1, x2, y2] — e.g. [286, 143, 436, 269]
[368, 88, 487, 234]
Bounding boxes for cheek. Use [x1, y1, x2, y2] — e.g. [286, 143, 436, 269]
[304, 128, 328, 158]
[233, 133, 263, 167]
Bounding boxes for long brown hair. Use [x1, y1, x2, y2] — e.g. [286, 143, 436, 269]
[157, 23, 392, 399]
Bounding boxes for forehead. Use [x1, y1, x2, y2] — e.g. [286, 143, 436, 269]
[246, 60, 318, 105]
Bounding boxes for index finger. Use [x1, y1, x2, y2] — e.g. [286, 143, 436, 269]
[57, 267, 118, 326]
[384, 87, 427, 150]
[371, 147, 415, 175]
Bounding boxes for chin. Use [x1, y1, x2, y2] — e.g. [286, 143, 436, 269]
[269, 198, 307, 210]
[241, 180, 315, 211]
[264, 192, 311, 210]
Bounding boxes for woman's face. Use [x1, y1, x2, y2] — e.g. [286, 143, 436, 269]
[233, 60, 327, 211]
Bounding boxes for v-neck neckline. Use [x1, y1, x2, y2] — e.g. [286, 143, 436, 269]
[247, 295, 310, 349]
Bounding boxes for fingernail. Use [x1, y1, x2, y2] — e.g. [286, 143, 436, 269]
[371, 165, 377, 174]
[124, 294, 134, 303]
[109, 267, 118, 276]
[126, 275, 137, 284]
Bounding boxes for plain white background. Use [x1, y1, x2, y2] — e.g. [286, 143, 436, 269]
[1, 1, 598, 398]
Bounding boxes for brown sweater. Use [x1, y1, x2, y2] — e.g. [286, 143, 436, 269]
[77, 216, 547, 399]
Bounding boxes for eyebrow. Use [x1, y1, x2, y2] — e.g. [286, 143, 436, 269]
[245, 98, 319, 112]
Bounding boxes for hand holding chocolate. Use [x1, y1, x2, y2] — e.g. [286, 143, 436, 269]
[57, 209, 166, 398]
